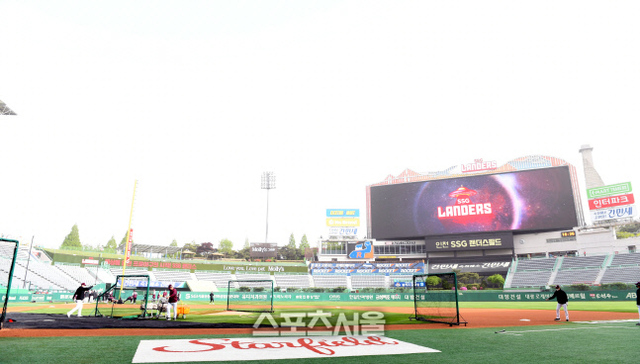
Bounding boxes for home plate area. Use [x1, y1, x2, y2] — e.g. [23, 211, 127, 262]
[132, 335, 440, 363]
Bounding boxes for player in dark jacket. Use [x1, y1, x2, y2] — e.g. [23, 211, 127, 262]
[545, 285, 569, 321]
[67, 283, 94, 318]
[166, 284, 179, 321]
[635, 282, 640, 326]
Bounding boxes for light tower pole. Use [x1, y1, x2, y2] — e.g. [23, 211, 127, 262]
[261, 172, 276, 243]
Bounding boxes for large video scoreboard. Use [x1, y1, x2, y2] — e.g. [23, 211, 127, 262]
[370, 166, 578, 240]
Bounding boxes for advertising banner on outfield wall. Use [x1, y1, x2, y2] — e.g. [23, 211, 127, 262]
[428, 259, 511, 273]
[19, 289, 640, 303]
[309, 261, 425, 274]
[43, 250, 310, 274]
[424, 231, 513, 252]
[167, 290, 640, 303]
[250, 243, 277, 258]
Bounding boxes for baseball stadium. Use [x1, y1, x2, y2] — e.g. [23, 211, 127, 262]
[1, 153, 640, 363]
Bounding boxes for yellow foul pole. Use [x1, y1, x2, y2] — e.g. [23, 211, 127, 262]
[119, 180, 138, 299]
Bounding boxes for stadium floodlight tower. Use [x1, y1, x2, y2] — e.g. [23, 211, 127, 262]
[261, 171, 276, 244]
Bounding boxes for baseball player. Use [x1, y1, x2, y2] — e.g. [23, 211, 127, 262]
[166, 284, 179, 320]
[545, 285, 569, 321]
[67, 283, 94, 318]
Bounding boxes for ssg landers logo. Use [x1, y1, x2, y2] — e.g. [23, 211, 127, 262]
[437, 186, 492, 219]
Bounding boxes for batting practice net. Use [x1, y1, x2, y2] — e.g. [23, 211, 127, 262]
[226, 279, 274, 313]
[411, 272, 467, 326]
[94, 274, 150, 318]
[0, 239, 19, 330]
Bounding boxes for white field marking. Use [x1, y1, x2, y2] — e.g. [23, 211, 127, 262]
[499, 326, 635, 336]
[206, 311, 253, 316]
[132, 335, 440, 363]
[573, 319, 637, 324]
[519, 319, 530, 321]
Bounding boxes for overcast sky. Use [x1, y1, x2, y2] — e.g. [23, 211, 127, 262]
[1, 1, 639, 251]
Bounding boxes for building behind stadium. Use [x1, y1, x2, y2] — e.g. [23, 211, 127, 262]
[316, 147, 638, 279]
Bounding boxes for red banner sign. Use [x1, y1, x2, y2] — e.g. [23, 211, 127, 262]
[125, 228, 133, 264]
[588, 193, 634, 210]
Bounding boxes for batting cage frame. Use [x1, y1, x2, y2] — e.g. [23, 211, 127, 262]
[226, 279, 274, 313]
[0, 238, 19, 330]
[410, 272, 467, 326]
[94, 274, 151, 318]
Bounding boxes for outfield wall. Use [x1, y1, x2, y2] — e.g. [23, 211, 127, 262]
[42, 249, 309, 274]
[5, 290, 637, 303]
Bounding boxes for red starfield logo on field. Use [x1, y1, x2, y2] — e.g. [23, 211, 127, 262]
[132, 336, 439, 362]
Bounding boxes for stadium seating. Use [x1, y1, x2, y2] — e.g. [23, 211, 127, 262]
[510, 270, 553, 288]
[274, 274, 312, 289]
[5, 262, 65, 290]
[600, 267, 640, 284]
[96, 267, 116, 284]
[55, 264, 99, 286]
[609, 252, 640, 266]
[151, 270, 194, 282]
[311, 275, 348, 289]
[515, 258, 556, 271]
[16, 260, 78, 290]
[109, 268, 154, 280]
[194, 272, 236, 289]
[350, 274, 387, 289]
[552, 268, 601, 286]
[234, 273, 274, 288]
[559, 255, 606, 269]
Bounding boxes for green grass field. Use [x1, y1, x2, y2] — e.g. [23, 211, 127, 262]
[2, 324, 639, 363]
[2, 300, 639, 363]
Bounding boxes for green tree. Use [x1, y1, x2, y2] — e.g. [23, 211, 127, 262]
[299, 234, 310, 250]
[288, 233, 297, 250]
[197, 242, 216, 257]
[458, 272, 480, 284]
[426, 275, 442, 287]
[218, 238, 234, 256]
[182, 241, 199, 258]
[299, 234, 311, 259]
[278, 245, 298, 260]
[487, 274, 505, 288]
[104, 236, 117, 252]
[618, 222, 640, 233]
[170, 239, 178, 247]
[244, 238, 250, 249]
[60, 224, 82, 250]
[616, 223, 640, 239]
[233, 245, 251, 260]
